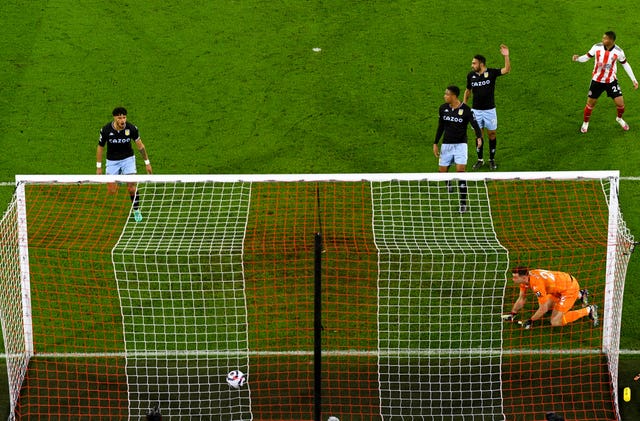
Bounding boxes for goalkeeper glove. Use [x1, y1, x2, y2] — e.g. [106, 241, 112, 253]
[501, 312, 517, 322]
[518, 319, 533, 329]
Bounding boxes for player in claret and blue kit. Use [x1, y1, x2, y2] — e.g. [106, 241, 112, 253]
[96, 107, 153, 222]
[464, 44, 510, 171]
[433, 85, 483, 214]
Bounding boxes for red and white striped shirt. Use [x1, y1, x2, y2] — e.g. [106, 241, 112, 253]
[587, 43, 628, 83]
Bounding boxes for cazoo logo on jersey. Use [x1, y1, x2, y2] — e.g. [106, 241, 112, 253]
[470, 79, 492, 87]
[442, 115, 464, 123]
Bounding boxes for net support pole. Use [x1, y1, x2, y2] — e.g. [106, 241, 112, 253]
[314, 232, 322, 421]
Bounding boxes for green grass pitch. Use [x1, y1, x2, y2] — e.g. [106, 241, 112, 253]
[2, 0, 640, 419]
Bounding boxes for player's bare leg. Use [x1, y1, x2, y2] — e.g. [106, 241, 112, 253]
[614, 96, 630, 130]
[107, 182, 118, 195]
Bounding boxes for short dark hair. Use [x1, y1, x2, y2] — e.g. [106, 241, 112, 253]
[605, 31, 616, 41]
[512, 266, 529, 276]
[112, 107, 128, 116]
[446, 85, 460, 97]
[474, 54, 486, 65]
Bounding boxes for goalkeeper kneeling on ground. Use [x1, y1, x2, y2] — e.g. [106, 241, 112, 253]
[501, 266, 599, 328]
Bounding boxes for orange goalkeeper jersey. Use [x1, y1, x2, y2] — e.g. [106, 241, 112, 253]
[519, 269, 579, 304]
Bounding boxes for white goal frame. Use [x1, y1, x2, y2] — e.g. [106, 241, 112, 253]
[4, 170, 630, 420]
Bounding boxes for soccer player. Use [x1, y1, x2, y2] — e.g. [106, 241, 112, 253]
[96, 107, 152, 222]
[502, 267, 598, 328]
[464, 44, 510, 171]
[572, 31, 639, 133]
[433, 85, 483, 213]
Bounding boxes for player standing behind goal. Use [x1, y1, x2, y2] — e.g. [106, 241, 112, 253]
[463, 44, 510, 171]
[572, 31, 639, 133]
[501, 267, 598, 328]
[433, 85, 483, 214]
[96, 107, 153, 222]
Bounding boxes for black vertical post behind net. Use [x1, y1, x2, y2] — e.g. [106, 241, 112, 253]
[313, 231, 322, 421]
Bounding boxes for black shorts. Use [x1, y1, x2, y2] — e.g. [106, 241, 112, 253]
[588, 80, 623, 99]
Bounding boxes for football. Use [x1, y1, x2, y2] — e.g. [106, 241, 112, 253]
[226, 370, 246, 389]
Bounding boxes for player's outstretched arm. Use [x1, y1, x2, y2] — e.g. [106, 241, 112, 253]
[500, 44, 511, 74]
[621, 61, 639, 89]
[502, 290, 527, 322]
[525, 298, 553, 326]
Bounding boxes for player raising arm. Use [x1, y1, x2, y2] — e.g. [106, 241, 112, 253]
[464, 44, 510, 171]
[502, 266, 598, 329]
[572, 31, 638, 133]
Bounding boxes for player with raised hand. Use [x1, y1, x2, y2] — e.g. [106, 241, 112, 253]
[502, 266, 598, 329]
[573, 31, 639, 133]
[464, 44, 510, 171]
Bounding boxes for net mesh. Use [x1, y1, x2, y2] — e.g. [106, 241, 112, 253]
[0, 174, 632, 420]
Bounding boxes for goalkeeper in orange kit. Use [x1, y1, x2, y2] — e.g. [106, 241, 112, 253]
[501, 266, 598, 329]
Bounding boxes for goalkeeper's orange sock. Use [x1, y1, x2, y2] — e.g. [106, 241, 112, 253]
[562, 307, 589, 325]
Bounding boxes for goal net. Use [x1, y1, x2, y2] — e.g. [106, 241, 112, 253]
[0, 172, 632, 420]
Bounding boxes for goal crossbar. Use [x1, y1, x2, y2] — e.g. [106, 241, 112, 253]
[15, 170, 620, 184]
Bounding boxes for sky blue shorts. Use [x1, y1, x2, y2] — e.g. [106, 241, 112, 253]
[439, 143, 468, 166]
[106, 156, 137, 175]
[472, 108, 498, 130]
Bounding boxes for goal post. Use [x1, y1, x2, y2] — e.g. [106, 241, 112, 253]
[602, 176, 634, 417]
[0, 171, 633, 420]
[14, 182, 34, 360]
[0, 190, 32, 419]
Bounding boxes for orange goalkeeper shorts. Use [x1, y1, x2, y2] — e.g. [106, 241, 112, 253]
[553, 279, 580, 313]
